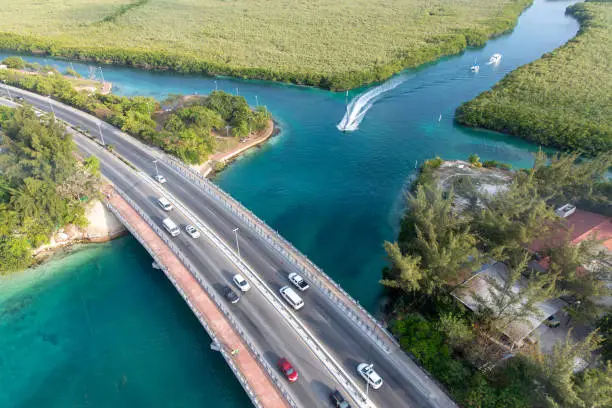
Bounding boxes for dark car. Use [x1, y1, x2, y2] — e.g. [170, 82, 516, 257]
[223, 285, 240, 304]
[330, 389, 351, 407]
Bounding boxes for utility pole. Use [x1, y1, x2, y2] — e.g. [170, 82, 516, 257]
[2, 80, 12, 101]
[97, 122, 106, 146]
[233, 228, 240, 257]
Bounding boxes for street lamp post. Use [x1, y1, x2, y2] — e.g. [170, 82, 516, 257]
[2, 81, 12, 101]
[97, 122, 106, 146]
[233, 228, 240, 257]
[153, 159, 159, 177]
[47, 95, 56, 118]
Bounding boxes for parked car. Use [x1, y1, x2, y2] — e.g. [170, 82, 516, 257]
[288, 272, 309, 291]
[232, 274, 251, 292]
[330, 389, 351, 407]
[544, 315, 560, 328]
[357, 363, 383, 389]
[184, 224, 200, 239]
[154, 174, 167, 184]
[223, 285, 240, 304]
[277, 358, 298, 382]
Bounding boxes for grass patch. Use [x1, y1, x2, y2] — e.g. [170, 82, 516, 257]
[455, 1, 612, 155]
[0, 0, 532, 90]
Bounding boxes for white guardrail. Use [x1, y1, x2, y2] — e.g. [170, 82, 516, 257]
[161, 156, 400, 353]
[105, 189, 299, 408]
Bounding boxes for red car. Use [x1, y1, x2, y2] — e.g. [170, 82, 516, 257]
[277, 358, 298, 382]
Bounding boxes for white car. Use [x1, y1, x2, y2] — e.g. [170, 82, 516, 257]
[233, 274, 251, 292]
[288, 273, 309, 291]
[357, 363, 383, 390]
[154, 174, 167, 184]
[157, 196, 173, 211]
[184, 224, 200, 239]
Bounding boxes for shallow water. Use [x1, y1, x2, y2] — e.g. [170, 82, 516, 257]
[0, 0, 580, 406]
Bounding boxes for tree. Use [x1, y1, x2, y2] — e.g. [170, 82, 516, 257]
[436, 312, 474, 349]
[380, 241, 423, 292]
[574, 361, 612, 408]
[598, 314, 612, 362]
[537, 331, 602, 408]
[474, 172, 556, 259]
[472, 253, 559, 332]
[2, 56, 25, 69]
[385, 184, 479, 294]
[547, 238, 610, 325]
[530, 150, 612, 206]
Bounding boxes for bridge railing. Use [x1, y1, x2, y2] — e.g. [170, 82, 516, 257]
[105, 189, 298, 408]
[162, 156, 399, 353]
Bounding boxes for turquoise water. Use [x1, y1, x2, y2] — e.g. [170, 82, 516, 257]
[0, 0, 580, 406]
[0, 238, 250, 408]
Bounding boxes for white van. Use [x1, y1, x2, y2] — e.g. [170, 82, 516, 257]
[279, 286, 304, 310]
[157, 196, 173, 211]
[162, 217, 180, 237]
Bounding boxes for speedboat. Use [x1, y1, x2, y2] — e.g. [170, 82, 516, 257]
[488, 53, 502, 64]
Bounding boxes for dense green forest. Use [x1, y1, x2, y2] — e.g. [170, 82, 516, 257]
[455, 1, 612, 155]
[0, 106, 100, 273]
[0, 0, 532, 90]
[0, 63, 270, 164]
[382, 152, 612, 406]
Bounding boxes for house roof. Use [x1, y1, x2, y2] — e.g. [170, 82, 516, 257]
[528, 209, 612, 253]
[452, 262, 566, 345]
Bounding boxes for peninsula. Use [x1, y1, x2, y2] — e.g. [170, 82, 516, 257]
[455, 1, 612, 155]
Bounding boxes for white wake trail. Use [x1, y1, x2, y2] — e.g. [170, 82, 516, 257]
[337, 77, 407, 132]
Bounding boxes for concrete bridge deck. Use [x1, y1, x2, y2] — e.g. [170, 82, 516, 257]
[105, 186, 289, 408]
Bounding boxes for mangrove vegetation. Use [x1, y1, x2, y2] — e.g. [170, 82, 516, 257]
[455, 1, 612, 155]
[0, 0, 533, 90]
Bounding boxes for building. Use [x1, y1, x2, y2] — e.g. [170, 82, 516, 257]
[452, 262, 567, 349]
[529, 207, 612, 271]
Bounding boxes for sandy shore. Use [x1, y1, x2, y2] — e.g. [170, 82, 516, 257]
[33, 199, 126, 262]
[196, 119, 277, 177]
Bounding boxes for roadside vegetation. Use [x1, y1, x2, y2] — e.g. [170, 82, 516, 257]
[382, 151, 612, 406]
[0, 60, 270, 164]
[0, 106, 101, 273]
[0, 0, 533, 90]
[455, 1, 612, 155]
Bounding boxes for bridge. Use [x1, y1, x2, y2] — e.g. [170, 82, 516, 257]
[1, 85, 457, 408]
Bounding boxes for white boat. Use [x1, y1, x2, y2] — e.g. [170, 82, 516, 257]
[470, 64, 480, 73]
[488, 53, 502, 64]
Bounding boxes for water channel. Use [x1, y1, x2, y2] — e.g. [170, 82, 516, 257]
[0, 1, 579, 406]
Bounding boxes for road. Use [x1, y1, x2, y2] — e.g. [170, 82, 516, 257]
[1, 87, 458, 408]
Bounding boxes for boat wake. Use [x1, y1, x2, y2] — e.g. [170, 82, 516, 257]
[337, 77, 407, 132]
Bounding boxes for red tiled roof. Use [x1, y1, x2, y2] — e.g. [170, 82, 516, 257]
[529, 209, 612, 253]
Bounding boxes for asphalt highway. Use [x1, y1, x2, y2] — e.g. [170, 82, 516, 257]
[1, 87, 458, 408]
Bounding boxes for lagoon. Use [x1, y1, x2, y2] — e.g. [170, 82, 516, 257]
[0, 1, 579, 406]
